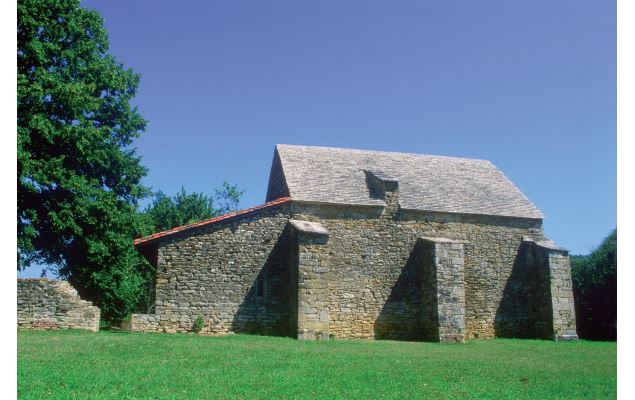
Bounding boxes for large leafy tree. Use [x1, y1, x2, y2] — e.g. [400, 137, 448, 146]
[18, 0, 151, 322]
[571, 229, 617, 340]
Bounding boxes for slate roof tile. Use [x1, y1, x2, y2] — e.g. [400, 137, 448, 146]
[268, 144, 543, 219]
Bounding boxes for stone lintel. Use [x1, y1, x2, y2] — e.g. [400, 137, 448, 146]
[289, 219, 329, 237]
[418, 236, 461, 244]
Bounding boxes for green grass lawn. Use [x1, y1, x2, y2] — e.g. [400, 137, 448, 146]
[18, 330, 616, 400]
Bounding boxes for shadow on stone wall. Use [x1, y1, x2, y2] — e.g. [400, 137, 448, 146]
[494, 241, 553, 339]
[374, 243, 425, 341]
[231, 225, 297, 338]
[418, 240, 441, 342]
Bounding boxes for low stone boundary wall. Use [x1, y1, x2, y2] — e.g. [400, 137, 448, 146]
[17, 278, 100, 332]
[130, 313, 160, 332]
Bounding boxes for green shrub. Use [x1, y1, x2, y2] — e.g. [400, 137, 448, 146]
[571, 229, 616, 340]
[192, 316, 204, 333]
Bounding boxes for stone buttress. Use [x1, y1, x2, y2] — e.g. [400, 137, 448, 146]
[290, 219, 330, 340]
[418, 237, 467, 343]
[522, 238, 578, 340]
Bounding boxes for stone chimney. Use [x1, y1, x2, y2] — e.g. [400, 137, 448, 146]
[364, 170, 400, 218]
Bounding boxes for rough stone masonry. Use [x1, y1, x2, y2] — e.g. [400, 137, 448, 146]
[132, 144, 578, 342]
[17, 278, 100, 332]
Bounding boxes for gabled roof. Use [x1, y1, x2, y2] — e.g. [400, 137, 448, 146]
[134, 197, 291, 247]
[266, 144, 543, 219]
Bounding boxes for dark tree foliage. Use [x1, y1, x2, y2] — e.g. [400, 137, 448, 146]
[571, 229, 617, 341]
[18, 0, 152, 323]
[142, 183, 244, 233]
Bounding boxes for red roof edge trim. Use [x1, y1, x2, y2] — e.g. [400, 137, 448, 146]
[133, 197, 292, 247]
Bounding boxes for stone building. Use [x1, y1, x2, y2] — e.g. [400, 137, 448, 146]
[132, 144, 577, 342]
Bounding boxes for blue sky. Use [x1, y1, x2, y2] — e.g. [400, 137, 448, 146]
[19, 0, 616, 277]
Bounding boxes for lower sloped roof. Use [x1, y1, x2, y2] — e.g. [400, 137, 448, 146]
[134, 197, 291, 247]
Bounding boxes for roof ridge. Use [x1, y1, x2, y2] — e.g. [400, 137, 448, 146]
[134, 197, 292, 247]
[275, 143, 493, 164]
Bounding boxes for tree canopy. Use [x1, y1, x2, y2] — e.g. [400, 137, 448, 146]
[18, 0, 151, 322]
[142, 183, 244, 233]
[17, 0, 245, 324]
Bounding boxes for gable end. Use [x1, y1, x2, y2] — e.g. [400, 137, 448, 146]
[266, 146, 290, 202]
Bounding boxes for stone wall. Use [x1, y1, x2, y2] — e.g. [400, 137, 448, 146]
[134, 199, 576, 341]
[17, 278, 100, 332]
[292, 202, 545, 340]
[494, 239, 552, 338]
[494, 238, 577, 340]
[133, 203, 296, 335]
[130, 313, 159, 332]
